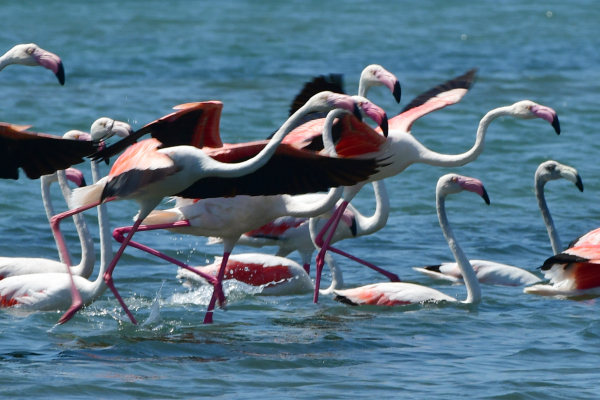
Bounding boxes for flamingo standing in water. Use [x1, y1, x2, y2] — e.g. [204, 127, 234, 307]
[108, 106, 388, 323]
[229, 70, 477, 276]
[55, 92, 385, 325]
[0, 43, 65, 85]
[312, 95, 561, 302]
[332, 174, 489, 306]
[415, 161, 583, 286]
[0, 160, 113, 311]
[176, 252, 343, 296]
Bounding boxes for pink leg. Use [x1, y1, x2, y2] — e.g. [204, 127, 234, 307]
[51, 200, 103, 324]
[313, 202, 348, 303]
[112, 223, 225, 304]
[203, 251, 231, 324]
[326, 246, 401, 282]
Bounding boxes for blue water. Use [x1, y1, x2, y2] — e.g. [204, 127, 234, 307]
[2, 1, 600, 398]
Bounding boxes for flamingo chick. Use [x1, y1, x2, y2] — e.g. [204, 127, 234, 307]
[415, 161, 583, 286]
[333, 174, 489, 306]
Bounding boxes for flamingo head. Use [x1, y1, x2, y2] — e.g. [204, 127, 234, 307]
[90, 118, 133, 141]
[352, 95, 389, 137]
[438, 174, 490, 205]
[360, 64, 401, 103]
[509, 100, 560, 135]
[5, 44, 65, 85]
[63, 130, 92, 142]
[536, 160, 583, 192]
[64, 167, 87, 187]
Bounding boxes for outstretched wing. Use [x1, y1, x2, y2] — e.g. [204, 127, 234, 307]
[386, 69, 477, 133]
[0, 123, 97, 180]
[287, 74, 345, 117]
[175, 142, 381, 199]
[91, 101, 224, 162]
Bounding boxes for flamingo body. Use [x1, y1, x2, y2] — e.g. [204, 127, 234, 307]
[334, 282, 456, 306]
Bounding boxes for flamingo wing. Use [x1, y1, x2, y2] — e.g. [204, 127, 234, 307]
[566, 227, 600, 249]
[175, 142, 381, 199]
[386, 69, 477, 132]
[101, 139, 178, 201]
[288, 74, 345, 117]
[245, 216, 308, 240]
[0, 123, 97, 180]
[91, 101, 224, 162]
[334, 282, 455, 306]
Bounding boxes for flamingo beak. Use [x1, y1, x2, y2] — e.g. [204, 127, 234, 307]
[359, 101, 388, 137]
[575, 175, 584, 192]
[480, 187, 491, 205]
[458, 177, 490, 205]
[393, 80, 402, 104]
[32, 48, 65, 85]
[374, 69, 401, 104]
[380, 114, 389, 138]
[111, 120, 134, 138]
[65, 168, 86, 187]
[352, 103, 362, 120]
[559, 167, 584, 192]
[530, 105, 560, 135]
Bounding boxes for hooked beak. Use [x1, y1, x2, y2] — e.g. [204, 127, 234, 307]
[393, 80, 402, 104]
[353, 103, 362, 120]
[560, 168, 584, 192]
[531, 105, 560, 135]
[357, 100, 389, 137]
[458, 176, 490, 205]
[65, 168, 86, 187]
[110, 120, 133, 138]
[374, 68, 401, 104]
[33, 48, 65, 85]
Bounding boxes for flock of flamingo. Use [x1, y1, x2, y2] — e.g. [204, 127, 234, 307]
[0, 43, 597, 326]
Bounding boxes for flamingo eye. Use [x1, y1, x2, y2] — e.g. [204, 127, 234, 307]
[26, 48, 34, 55]
[451, 177, 458, 182]
[546, 164, 556, 171]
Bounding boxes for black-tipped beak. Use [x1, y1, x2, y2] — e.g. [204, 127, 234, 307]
[393, 80, 401, 104]
[380, 114, 389, 137]
[55, 61, 65, 86]
[353, 103, 362, 120]
[481, 187, 491, 205]
[552, 115, 560, 135]
[80, 176, 87, 187]
[576, 175, 584, 192]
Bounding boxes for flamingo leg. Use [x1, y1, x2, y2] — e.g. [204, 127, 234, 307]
[326, 246, 401, 282]
[203, 251, 231, 324]
[313, 202, 348, 303]
[112, 223, 223, 295]
[51, 200, 104, 325]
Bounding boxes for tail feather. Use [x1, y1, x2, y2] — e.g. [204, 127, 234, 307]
[142, 209, 182, 225]
[334, 294, 359, 306]
[70, 182, 106, 209]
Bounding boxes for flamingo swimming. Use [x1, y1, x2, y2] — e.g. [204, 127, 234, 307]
[332, 174, 489, 306]
[176, 252, 343, 296]
[55, 92, 385, 325]
[0, 160, 112, 312]
[0, 43, 65, 85]
[414, 161, 583, 286]
[313, 96, 561, 302]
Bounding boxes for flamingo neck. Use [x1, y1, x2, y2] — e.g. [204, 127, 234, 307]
[41, 173, 68, 263]
[91, 160, 112, 290]
[322, 109, 344, 156]
[535, 176, 563, 254]
[436, 193, 481, 303]
[354, 180, 390, 237]
[318, 253, 344, 294]
[57, 170, 95, 278]
[207, 100, 336, 178]
[357, 80, 369, 98]
[416, 106, 511, 167]
[0, 53, 14, 72]
[284, 187, 343, 217]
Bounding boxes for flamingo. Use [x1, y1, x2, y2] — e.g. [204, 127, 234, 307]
[0, 167, 92, 280]
[0, 43, 65, 85]
[313, 96, 561, 302]
[414, 161, 583, 286]
[54, 92, 385, 325]
[176, 252, 343, 296]
[332, 174, 489, 306]
[0, 160, 112, 311]
[229, 70, 477, 276]
[109, 106, 388, 323]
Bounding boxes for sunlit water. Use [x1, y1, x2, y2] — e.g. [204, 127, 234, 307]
[1, 1, 600, 398]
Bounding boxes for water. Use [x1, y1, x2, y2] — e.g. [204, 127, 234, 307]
[1, 0, 600, 398]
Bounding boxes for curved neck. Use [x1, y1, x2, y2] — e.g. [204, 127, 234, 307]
[357, 81, 368, 98]
[354, 180, 389, 236]
[57, 170, 95, 277]
[437, 193, 481, 303]
[210, 102, 339, 177]
[416, 107, 510, 167]
[318, 253, 344, 294]
[323, 109, 345, 156]
[0, 53, 13, 72]
[284, 187, 343, 217]
[92, 160, 112, 288]
[41, 173, 70, 264]
[535, 177, 563, 254]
